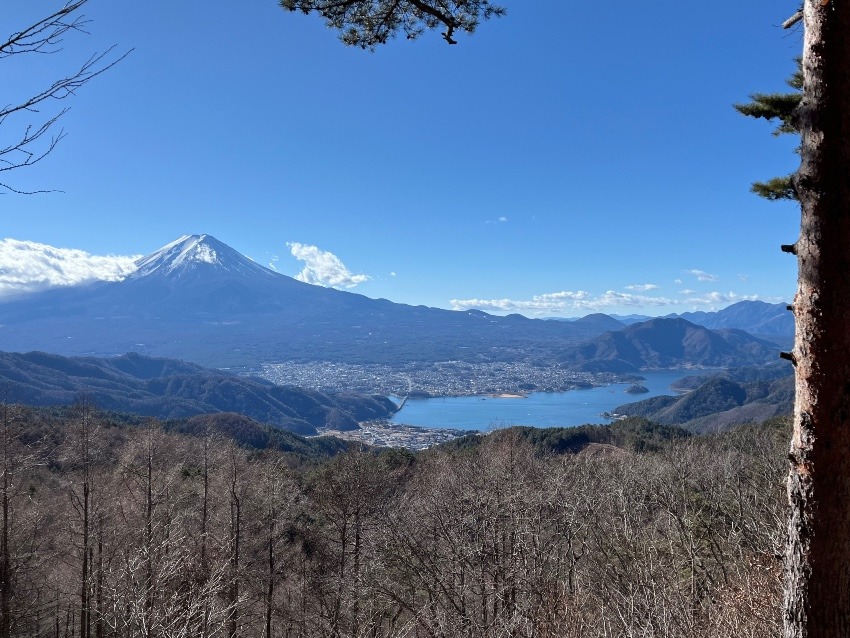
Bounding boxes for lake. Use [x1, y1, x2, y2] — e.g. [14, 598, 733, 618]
[389, 370, 693, 431]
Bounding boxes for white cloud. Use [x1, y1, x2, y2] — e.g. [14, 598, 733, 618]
[389, 271, 397, 277]
[450, 290, 677, 315]
[534, 291, 590, 302]
[685, 291, 784, 307]
[450, 287, 791, 316]
[684, 269, 718, 282]
[268, 254, 280, 271]
[624, 283, 659, 292]
[0, 239, 140, 297]
[738, 273, 750, 282]
[588, 291, 677, 309]
[485, 216, 509, 224]
[673, 278, 683, 285]
[287, 242, 370, 289]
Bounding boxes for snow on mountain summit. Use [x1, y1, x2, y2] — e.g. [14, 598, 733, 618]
[129, 234, 278, 281]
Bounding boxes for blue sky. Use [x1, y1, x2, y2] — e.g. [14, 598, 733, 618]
[2, 0, 801, 316]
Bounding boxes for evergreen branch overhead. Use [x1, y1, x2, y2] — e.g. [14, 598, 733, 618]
[736, 61, 802, 202]
[279, 0, 505, 48]
[751, 175, 797, 201]
[733, 93, 800, 136]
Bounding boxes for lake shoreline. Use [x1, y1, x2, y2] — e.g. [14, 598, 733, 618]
[389, 370, 697, 432]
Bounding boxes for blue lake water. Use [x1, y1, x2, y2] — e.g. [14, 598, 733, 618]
[389, 370, 694, 431]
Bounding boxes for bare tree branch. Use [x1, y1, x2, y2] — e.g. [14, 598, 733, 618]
[782, 10, 803, 30]
[1, 1, 131, 195]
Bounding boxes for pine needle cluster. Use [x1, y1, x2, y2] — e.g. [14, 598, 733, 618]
[733, 61, 802, 201]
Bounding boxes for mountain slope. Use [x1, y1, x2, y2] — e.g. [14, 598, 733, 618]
[0, 235, 627, 367]
[0, 351, 396, 435]
[558, 317, 778, 372]
[614, 369, 794, 432]
[674, 300, 794, 336]
[570, 313, 626, 332]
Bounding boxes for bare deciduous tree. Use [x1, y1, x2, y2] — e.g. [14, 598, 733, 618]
[1, 0, 129, 194]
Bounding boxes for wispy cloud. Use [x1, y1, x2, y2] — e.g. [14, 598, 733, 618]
[684, 269, 718, 282]
[450, 290, 677, 315]
[287, 242, 370, 289]
[738, 273, 750, 282]
[0, 239, 139, 297]
[624, 283, 659, 292]
[450, 288, 788, 316]
[485, 216, 508, 224]
[685, 291, 782, 306]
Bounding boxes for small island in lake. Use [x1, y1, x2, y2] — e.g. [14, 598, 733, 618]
[625, 384, 650, 394]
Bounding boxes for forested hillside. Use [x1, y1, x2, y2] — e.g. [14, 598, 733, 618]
[614, 364, 795, 431]
[0, 351, 397, 435]
[2, 403, 786, 637]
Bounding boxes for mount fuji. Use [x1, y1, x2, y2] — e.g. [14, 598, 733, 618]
[130, 234, 279, 282]
[0, 235, 612, 367]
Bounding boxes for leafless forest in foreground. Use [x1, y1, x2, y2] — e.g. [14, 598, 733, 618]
[1, 404, 786, 638]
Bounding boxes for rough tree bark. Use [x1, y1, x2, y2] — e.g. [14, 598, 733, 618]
[783, 1, 850, 636]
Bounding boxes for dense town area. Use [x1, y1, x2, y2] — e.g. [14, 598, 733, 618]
[316, 420, 479, 450]
[255, 360, 641, 397]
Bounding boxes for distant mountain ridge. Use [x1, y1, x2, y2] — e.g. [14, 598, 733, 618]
[557, 317, 779, 372]
[0, 235, 641, 367]
[0, 235, 791, 369]
[672, 300, 793, 336]
[608, 301, 793, 336]
[0, 350, 396, 435]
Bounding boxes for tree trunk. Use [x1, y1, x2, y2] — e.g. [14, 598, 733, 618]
[0, 402, 11, 638]
[79, 406, 92, 638]
[784, 1, 850, 636]
[228, 452, 241, 638]
[266, 505, 274, 638]
[144, 424, 153, 638]
[95, 513, 103, 638]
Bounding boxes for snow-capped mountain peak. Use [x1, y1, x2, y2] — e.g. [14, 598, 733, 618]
[129, 234, 277, 281]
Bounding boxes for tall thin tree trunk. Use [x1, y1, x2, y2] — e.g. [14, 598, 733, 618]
[265, 461, 282, 638]
[266, 502, 275, 638]
[144, 423, 153, 638]
[353, 509, 361, 638]
[80, 480, 89, 638]
[79, 406, 92, 638]
[201, 426, 211, 638]
[201, 432, 209, 568]
[95, 513, 103, 638]
[784, 1, 850, 636]
[0, 400, 11, 638]
[228, 453, 241, 638]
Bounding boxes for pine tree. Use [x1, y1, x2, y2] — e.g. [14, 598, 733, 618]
[279, 0, 505, 48]
[734, 60, 802, 201]
[738, 4, 850, 636]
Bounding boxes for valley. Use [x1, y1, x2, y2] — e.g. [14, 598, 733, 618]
[0, 236, 795, 442]
[0, 235, 798, 636]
